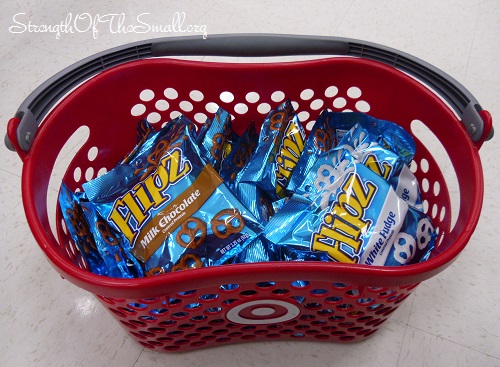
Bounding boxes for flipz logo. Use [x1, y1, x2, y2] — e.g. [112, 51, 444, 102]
[311, 171, 377, 263]
[108, 148, 192, 244]
[275, 119, 305, 197]
[362, 153, 393, 180]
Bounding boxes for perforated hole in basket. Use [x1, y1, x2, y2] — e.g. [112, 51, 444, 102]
[409, 119, 456, 249]
[128, 85, 372, 133]
[97, 279, 419, 352]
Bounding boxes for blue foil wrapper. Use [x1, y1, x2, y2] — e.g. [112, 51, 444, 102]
[83, 116, 199, 202]
[264, 150, 434, 266]
[288, 111, 415, 193]
[229, 234, 329, 264]
[233, 100, 305, 222]
[388, 207, 437, 265]
[235, 100, 305, 198]
[340, 123, 423, 211]
[196, 107, 232, 171]
[81, 201, 144, 278]
[82, 119, 262, 275]
[219, 122, 258, 184]
[58, 183, 108, 275]
[389, 164, 423, 211]
[121, 119, 156, 164]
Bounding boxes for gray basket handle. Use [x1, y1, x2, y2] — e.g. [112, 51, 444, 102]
[5, 33, 493, 152]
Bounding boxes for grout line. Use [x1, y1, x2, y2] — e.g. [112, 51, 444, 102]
[0, 167, 22, 178]
[193, 0, 222, 24]
[333, 0, 356, 35]
[21, 41, 76, 62]
[408, 324, 500, 361]
[463, 0, 482, 80]
[0, 201, 23, 224]
[395, 322, 409, 367]
[131, 347, 145, 367]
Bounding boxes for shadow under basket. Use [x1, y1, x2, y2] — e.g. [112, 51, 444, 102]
[11, 53, 490, 352]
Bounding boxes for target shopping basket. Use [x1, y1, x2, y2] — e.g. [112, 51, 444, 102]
[5, 34, 494, 352]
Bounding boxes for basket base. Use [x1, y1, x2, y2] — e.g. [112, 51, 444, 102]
[95, 280, 419, 353]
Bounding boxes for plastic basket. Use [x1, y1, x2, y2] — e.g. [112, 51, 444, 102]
[6, 34, 493, 352]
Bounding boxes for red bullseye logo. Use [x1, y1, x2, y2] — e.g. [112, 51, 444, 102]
[226, 300, 300, 325]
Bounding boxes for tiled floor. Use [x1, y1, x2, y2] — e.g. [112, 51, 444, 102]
[1, 1, 499, 366]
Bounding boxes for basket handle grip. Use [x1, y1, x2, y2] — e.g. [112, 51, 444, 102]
[5, 33, 493, 153]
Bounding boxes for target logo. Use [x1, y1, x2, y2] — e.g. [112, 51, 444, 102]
[226, 300, 300, 325]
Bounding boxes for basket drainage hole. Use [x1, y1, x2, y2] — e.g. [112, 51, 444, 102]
[131, 104, 146, 116]
[246, 92, 260, 103]
[189, 90, 204, 102]
[140, 89, 155, 101]
[164, 88, 178, 99]
[220, 91, 234, 103]
[240, 290, 258, 297]
[291, 280, 310, 288]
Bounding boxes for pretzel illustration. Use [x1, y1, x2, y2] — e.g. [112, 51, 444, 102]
[211, 209, 245, 239]
[210, 133, 225, 161]
[145, 266, 166, 277]
[96, 219, 120, 246]
[175, 217, 207, 249]
[172, 253, 203, 271]
[314, 129, 332, 152]
[269, 110, 286, 131]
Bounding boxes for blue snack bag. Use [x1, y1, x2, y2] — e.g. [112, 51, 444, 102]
[83, 116, 199, 204]
[340, 123, 403, 179]
[126, 115, 198, 177]
[82, 120, 262, 275]
[219, 122, 258, 184]
[265, 150, 433, 266]
[58, 183, 108, 275]
[222, 130, 240, 157]
[389, 208, 437, 265]
[274, 108, 306, 198]
[328, 112, 416, 165]
[196, 107, 232, 171]
[389, 164, 423, 211]
[235, 100, 305, 199]
[341, 123, 423, 210]
[234, 182, 275, 223]
[288, 111, 416, 194]
[229, 234, 329, 264]
[81, 201, 144, 278]
[233, 100, 305, 222]
[121, 119, 156, 164]
[287, 110, 337, 193]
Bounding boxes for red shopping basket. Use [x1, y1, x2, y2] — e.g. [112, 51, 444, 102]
[6, 34, 493, 352]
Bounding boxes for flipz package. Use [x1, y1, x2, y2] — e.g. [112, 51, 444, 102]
[265, 151, 435, 266]
[264, 119, 436, 266]
[81, 117, 262, 275]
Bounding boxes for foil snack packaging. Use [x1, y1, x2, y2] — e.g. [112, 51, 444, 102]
[58, 101, 436, 278]
[58, 183, 108, 275]
[233, 100, 305, 222]
[196, 107, 232, 171]
[287, 110, 416, 194]
[264, 149, 436, 266]
[82, 117, 263, 275]
[219, 121, 258, 184]
[337, 123, 422, 209]
[81, 201, 144, 278]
